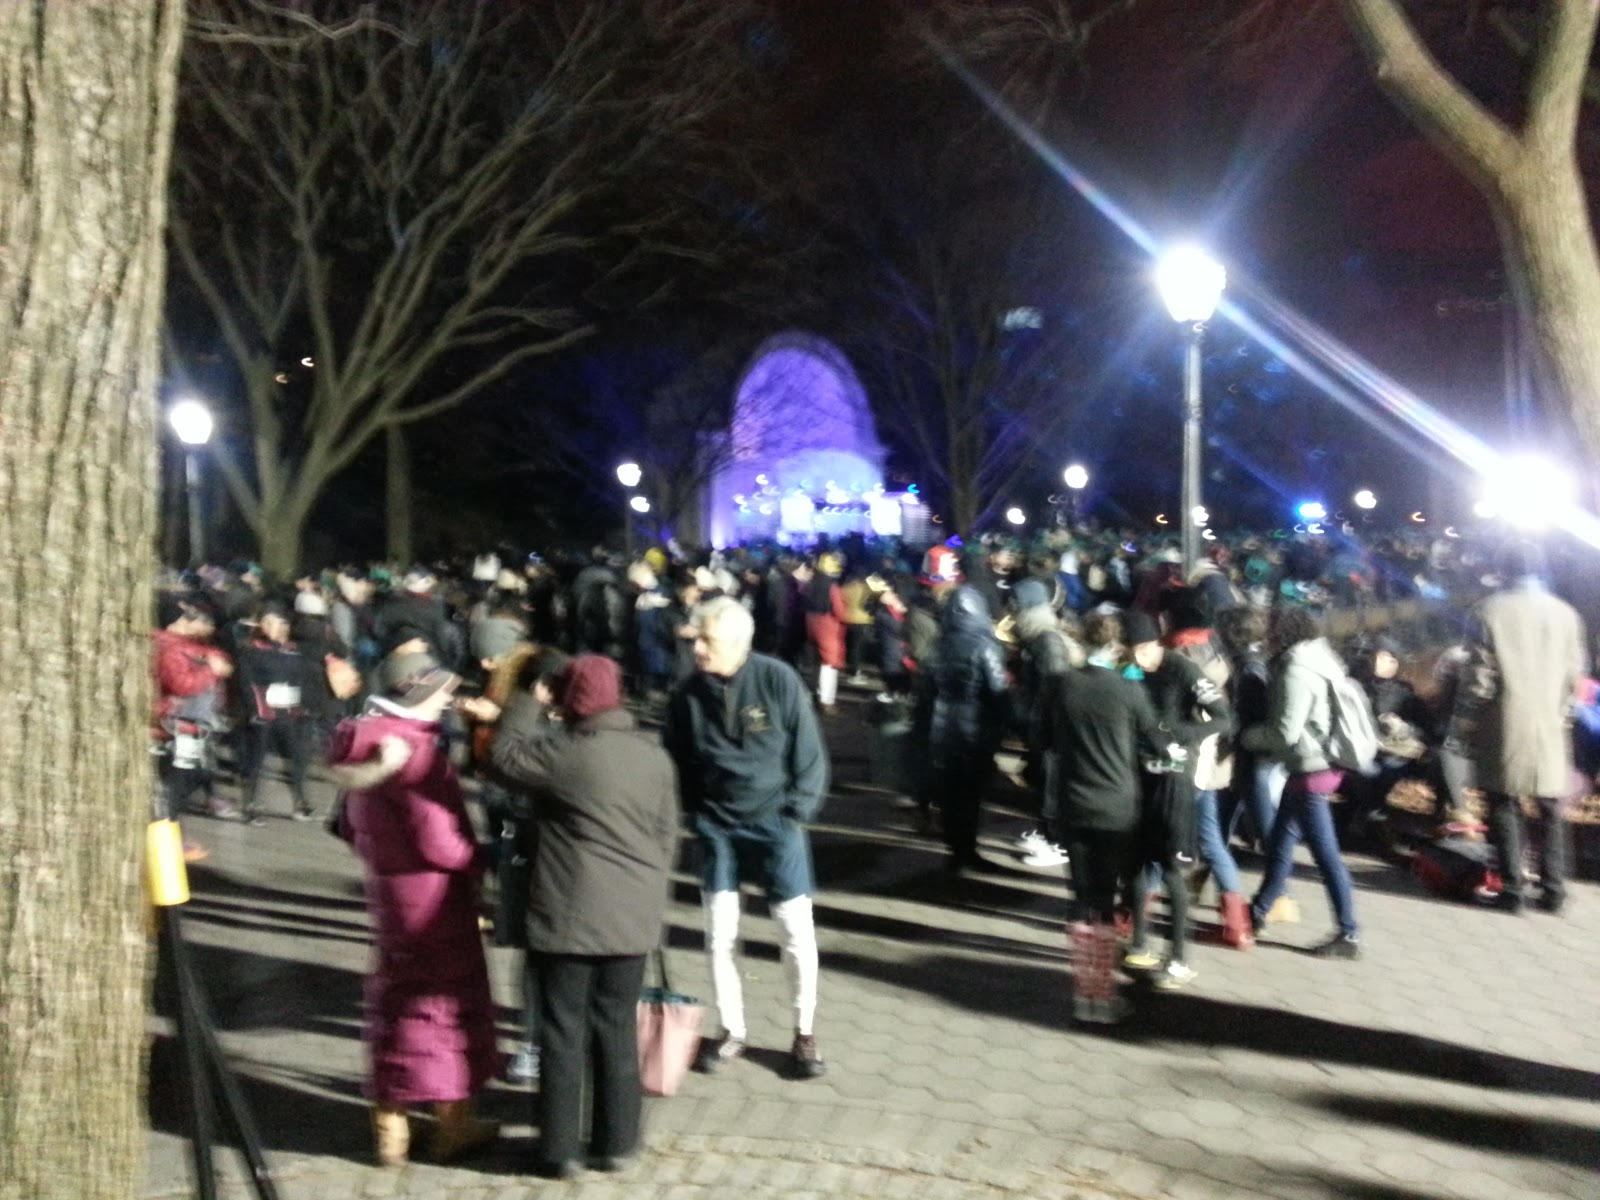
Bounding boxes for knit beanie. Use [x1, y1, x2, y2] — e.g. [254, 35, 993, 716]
[470, 614, 525, 663]
[293, 589, 328, 617]
[560, 654, 623, 720]
[1125, 610, 1162, 647]
[1012, 578, 1051, 612]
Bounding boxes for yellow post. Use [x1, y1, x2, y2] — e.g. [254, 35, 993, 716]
[146, 819, 191, 907]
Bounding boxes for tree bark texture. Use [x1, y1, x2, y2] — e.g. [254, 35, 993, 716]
[0, 4, 184, 1198]
[1340, 0, 1600, 462]
[386, 424, 413, 566]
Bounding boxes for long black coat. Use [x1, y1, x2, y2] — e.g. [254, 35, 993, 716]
[491, 699, 679, 956]
[928, 586, 1010, 752]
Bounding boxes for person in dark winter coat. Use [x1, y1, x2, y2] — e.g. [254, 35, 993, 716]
[491, 655, 679, 1179]
[869, 575, 914, 698]
[1123, 610, 1236, 987]
[928, 586, 1011, 871]
[237, 600, 316, 823]
[571, 551, 627, 661]
[1043, 610, 1163, 922]
[460, 638, 565, 1088]
[663, 597, 831, 1080]
[1011, 578, 1075, 866]
[291, 590, 354, 751]
[373, 568, 462, 667]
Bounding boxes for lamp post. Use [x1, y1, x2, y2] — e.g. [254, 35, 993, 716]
[1156, 246, 1226, 579]
[1063, 463, 1089, 525]
[616, 461, 642, 557]
[168, 399, 214, 565]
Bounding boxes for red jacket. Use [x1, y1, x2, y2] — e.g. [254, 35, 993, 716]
[151, 629, 230, 740]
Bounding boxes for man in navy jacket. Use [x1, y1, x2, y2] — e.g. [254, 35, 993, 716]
[664, 596, 830, 1080]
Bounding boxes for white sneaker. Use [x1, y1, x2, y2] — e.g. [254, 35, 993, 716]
[1018, 830, 1069, 867]
[1153, 960, 1197, 990]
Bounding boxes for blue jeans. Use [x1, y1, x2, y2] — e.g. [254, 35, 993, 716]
[1194, 789, 1242, 894]
[1250, 775, 1359, 938]
[694, 813, 815, 902]
[1221, 756, 1286, 848]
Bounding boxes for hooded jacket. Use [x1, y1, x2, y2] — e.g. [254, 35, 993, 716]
[929, 586, 1010, 750]
[1242, 636, 1349, 774]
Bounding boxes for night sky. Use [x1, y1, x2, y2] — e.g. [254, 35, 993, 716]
[167, 1, 1576, 564]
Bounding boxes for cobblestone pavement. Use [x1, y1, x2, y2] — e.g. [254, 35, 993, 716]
[146, 692, 1600, 1199]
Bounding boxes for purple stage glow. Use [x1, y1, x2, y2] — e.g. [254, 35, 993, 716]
[709, 333, 889, 547]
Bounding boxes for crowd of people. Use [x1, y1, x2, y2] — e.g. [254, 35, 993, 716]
[149, 522, 1595, 1174]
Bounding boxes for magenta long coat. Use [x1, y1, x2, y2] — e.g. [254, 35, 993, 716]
[330, 712, 499, 1105]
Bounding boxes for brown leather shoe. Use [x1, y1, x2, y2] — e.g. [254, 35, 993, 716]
[790, 1033, 827, 1080]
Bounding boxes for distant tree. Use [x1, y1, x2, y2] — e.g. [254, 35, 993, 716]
[169, 0, 766, 574]
[1209, 0, 1600, 464]
[0, 3, 182, 1198]
[1335, 0, 1600, 464]
[817, 6, 1124, 535]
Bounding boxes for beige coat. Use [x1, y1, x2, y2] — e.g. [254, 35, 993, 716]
[1469, 584, 1586, 798]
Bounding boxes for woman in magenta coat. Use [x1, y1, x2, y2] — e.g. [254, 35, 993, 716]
[330, 665, 500, 1167]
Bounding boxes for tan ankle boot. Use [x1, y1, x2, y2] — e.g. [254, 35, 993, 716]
[371, 1103, 410, 1168]
[432, 1099, 499, 1163]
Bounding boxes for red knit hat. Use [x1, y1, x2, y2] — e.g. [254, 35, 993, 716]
[560, 655, 623, 720]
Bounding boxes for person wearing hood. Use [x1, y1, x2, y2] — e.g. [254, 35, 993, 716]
[1011, 578, 1076, 868]
[928, 585, 1011, 873]
[329, 664, 500, 1168]
[491, 656, 679, 1179]
[1241, 607, 1363, 958]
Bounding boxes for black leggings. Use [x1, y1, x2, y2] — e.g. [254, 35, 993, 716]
[239, 719, 312, 815]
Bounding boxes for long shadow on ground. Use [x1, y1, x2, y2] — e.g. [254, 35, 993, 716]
[818, 944, 1600, 1103]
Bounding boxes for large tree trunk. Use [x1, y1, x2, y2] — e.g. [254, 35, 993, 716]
[386, 424, 413, 566]
[1496, 158, 1600, 457]
[256, 504, 309, 581]
[0, 4, 184, 1199]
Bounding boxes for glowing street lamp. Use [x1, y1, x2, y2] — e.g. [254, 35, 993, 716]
[1156, 245, 1226, 579]
[1477, 453, 1578, 530]
[1063, 464, 1089, 491]
[1353, 489, 1377, 511]
[167, 399, 214, 565]
[1005, 506, 1026, 526]
[616, 461, 644, 555]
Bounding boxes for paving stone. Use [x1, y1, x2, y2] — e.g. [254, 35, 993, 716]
[147, 729, 1600, 1200]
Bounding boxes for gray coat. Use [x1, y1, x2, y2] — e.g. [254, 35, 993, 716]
[1242, 636, 1348, 774]
[1468, 583, 1586, 798]
[491, 698, 679, 956]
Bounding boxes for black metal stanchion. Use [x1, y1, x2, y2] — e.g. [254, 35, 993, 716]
[150, 812, 281, 1200]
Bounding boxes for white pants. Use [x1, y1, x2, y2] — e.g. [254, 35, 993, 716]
[702, 890, 818, 1038]
[818, 664, 839, 707]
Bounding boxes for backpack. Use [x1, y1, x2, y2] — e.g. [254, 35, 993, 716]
[1325, 673, 1379, 771]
